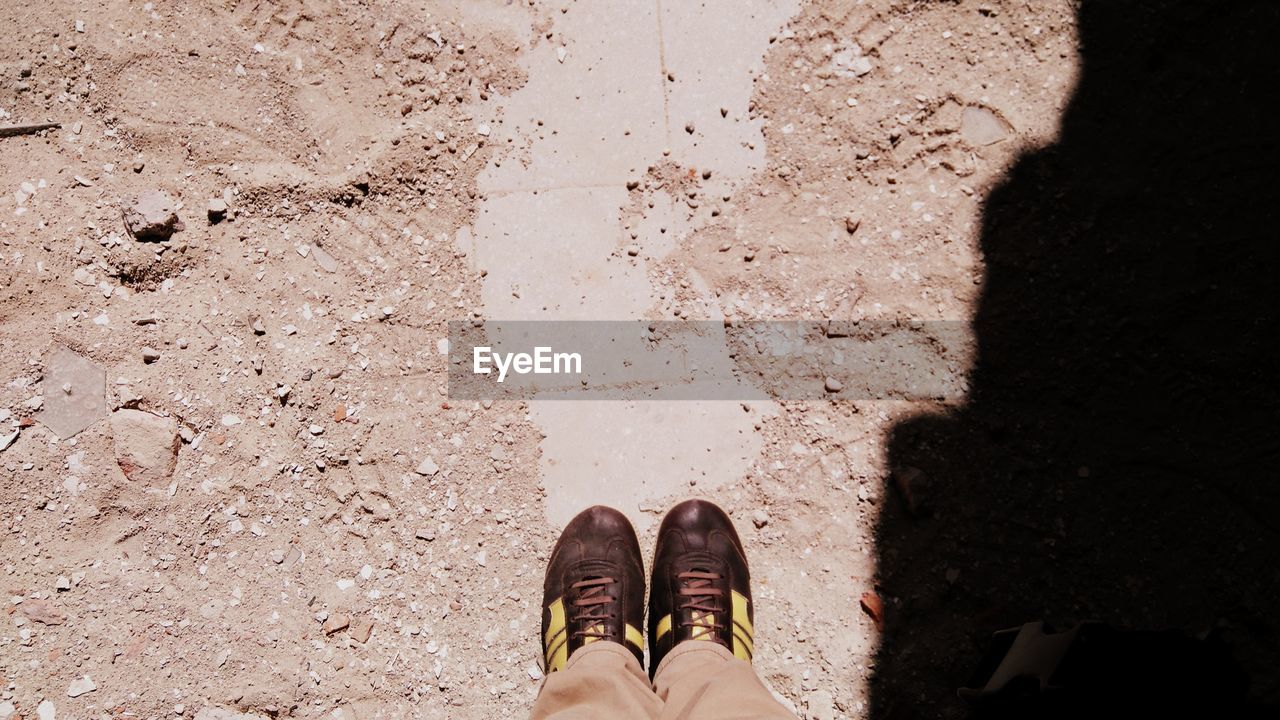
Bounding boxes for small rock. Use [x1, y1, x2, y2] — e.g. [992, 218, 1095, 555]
[67, 676, 96, 698]
[859, 590, 884, 630]
[322, 613, 350, 635]
[56, 575, 71, 591]
[349, 618, 374, 643]
[474, 550, 487, 567]
[207, 198, 228, 223]
[893, 466, 929, 514]
[123, 190, 183, 241]
[961, 106, 1011, 146]
[249, 316, 266, 335]
[415, 457, 440, 476]
[1, 700, 16, 719]
[20, 599, 67, 626]
[110, 409, 180, 485]
[141, 346, 161, 364]
[625, 244, 640, 257]
[415, 528, 436, 542]
[824, 376, 843, 393]
[751, 509, 770, 528]
[844, 215, 861, 234]
[37, 699, 56, 720]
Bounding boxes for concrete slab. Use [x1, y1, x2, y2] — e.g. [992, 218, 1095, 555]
[474, 0, 800, 529]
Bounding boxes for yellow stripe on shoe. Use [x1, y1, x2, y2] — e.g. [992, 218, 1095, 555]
[544, 598, 569, 672]
[655, 614, 672, 643]
[625, 623, 644, 652]
[731, 590, 754, 661]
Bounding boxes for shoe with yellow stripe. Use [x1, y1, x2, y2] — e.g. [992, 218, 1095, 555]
[648, 499, 755, 677]
[541, 505, 646, 673]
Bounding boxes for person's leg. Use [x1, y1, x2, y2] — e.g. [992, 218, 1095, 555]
[530, 641, 662, 720]
[647, 500, 798, 720]
[531, 506, 657, 719]
[652, 640, 795, 720]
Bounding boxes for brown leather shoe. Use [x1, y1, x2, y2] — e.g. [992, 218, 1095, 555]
[648, 499, 755, 677]
[541, 506, 646, 673]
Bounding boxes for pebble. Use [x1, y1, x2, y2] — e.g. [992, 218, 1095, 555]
[322, 613, 350, 634]
[142, 346, 161, 363]
[110, 409, 180, 484]
[249, 316, 266, 335]
[415, 457, 440, 476]
[824, 376, 843, 393]
[207, 198, 227, 223]
[350, 618, 374, 643]
[123, 190, 182, 241]
[893, 466, 928, 514]
[961, 106, 1010, 146]
[751, 509, 770, 528]
[66, 676, 96, 698]
[56, 575, 71, 591]
[37, 700, 55, 720]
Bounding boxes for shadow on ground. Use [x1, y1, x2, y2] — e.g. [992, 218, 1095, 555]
[873, 1, 1280, 717]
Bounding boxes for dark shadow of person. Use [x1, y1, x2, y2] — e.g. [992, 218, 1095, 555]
[874, 1, 1280, 717]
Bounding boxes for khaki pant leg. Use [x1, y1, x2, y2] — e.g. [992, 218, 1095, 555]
[652, 641, 797, 720]
[530, 641, 663, 720]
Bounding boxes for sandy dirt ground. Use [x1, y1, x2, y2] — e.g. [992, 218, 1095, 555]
[0, 1, 1082, 718]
